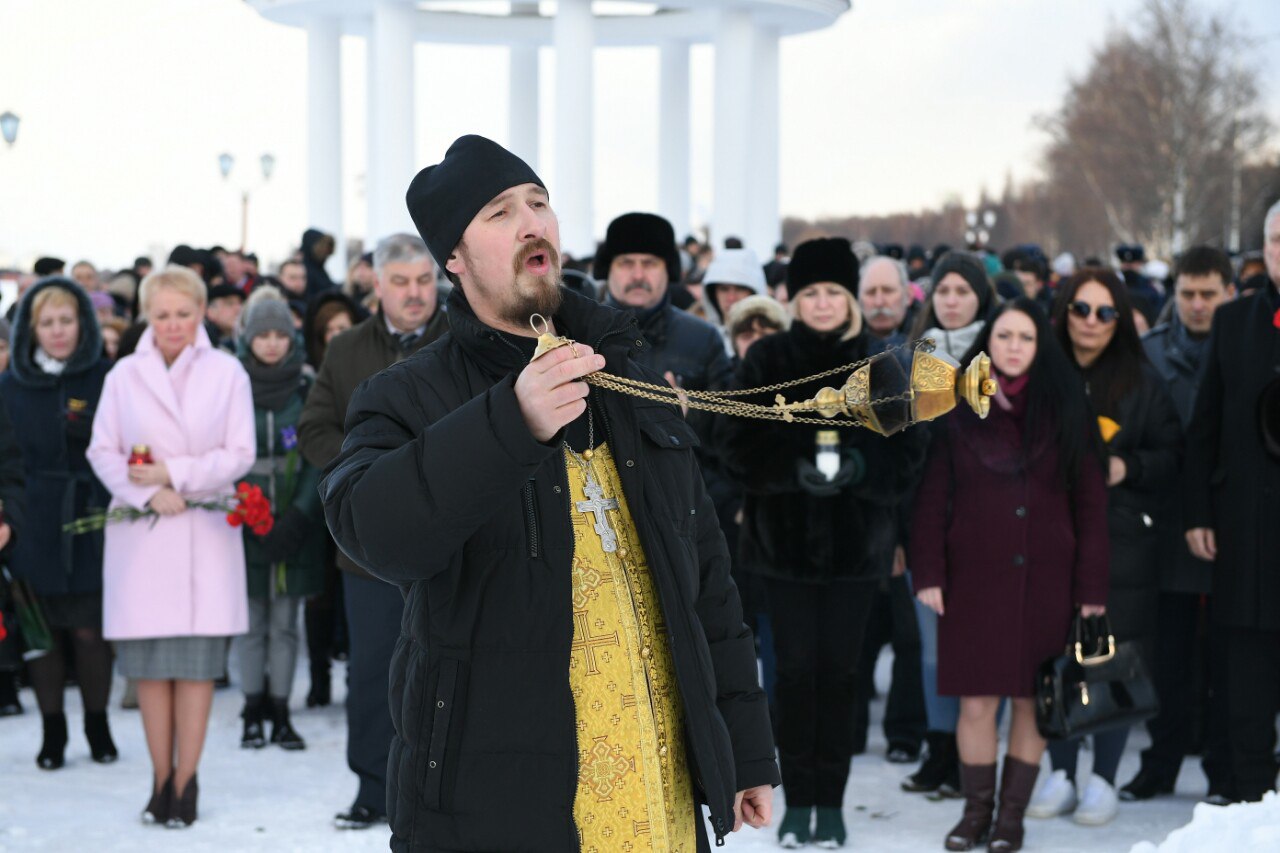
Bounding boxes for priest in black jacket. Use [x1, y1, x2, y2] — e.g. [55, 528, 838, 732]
[321, 135, 778, 852]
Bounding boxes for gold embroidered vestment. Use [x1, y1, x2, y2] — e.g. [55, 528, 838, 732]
[567, 442, 695, 852]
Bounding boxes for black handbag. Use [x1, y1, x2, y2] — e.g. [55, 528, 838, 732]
[1034, 613, 1159, 740]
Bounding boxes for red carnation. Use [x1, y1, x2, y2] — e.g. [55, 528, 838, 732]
[1273, 306, 1280, 330]
[227, 513, 243, 527]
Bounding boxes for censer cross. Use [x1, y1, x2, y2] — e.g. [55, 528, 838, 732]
[529, 316, 997, 437]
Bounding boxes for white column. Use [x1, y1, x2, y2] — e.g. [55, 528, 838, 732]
[658, 39, 691, 242]
[508, 4, 540, 170]
[508, 46, 540, 170]
[748, 25, 780, 258]
[367, 0, 417, 243]
[554, 0, 594, 258]
[712, 9, 754, 249]
[306, 16, 346, 279]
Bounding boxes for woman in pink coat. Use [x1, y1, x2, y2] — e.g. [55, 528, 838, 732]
[87, 265, 255, 829]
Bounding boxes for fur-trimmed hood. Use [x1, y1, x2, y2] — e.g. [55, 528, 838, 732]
[9, 276, 104, 388]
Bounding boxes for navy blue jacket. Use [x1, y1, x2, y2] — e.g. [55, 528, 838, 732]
[0, 278, 110, 596]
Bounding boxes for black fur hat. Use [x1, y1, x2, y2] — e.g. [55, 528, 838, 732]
[786, 237, 859, 300]
[1116, 243, 1146, 264]
[591, 212, 681, 285]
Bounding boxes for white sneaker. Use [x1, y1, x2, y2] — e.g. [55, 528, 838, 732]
[1073, 774, 1119, 825]
[1026, 769, 1078, 818]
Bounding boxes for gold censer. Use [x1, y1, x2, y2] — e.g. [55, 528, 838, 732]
[529, 315, 996, 436]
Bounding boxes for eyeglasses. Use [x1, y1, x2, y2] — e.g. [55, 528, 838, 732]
[1068, 301, 1119, 323]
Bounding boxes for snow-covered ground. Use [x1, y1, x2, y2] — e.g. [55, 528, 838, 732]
[0, 647, 1243, 851]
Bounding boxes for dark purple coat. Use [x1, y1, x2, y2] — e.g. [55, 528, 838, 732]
[909, 399, 1110, 697]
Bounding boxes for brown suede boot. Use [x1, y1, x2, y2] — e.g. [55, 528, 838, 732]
[989, 755, 1040, 852]
[944, 763, 996, 851]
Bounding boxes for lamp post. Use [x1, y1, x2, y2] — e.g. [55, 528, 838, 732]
[965, 209, 997, 250]
[218, 151, 275, 251]
[0, 112, 18, 147]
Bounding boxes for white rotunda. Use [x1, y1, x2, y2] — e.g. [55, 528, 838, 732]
[248, 0, 849, 260]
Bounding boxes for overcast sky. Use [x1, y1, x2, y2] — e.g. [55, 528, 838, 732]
[1, 0, 1277, 270]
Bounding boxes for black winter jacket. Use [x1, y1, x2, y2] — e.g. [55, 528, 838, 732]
[1184, 288, 1280, 629]
[1142, 318, 1211, 594]
[715, 322, 927, 584]
[1085, 362, 1182, 650]
[321, 287, 778, 852]
[0, 278, 110, 596]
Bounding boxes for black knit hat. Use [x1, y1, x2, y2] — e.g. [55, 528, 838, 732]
[786, 237, 859, 300]
[405, 135, 545, 270]
[930, 250, 995, 319]
[592, 213, 681, 285]
[33, 257, 64, 276]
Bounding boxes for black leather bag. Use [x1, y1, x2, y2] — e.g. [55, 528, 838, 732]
[1035, 613, 1159, 740]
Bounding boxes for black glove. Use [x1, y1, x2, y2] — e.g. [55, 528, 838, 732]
[260, 507, 309, 563]
[796, 449, 866, 498]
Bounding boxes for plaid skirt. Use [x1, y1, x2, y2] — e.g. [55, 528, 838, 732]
[113, 636, 230, 681]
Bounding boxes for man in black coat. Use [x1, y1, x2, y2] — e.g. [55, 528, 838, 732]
[321, 135, 778, 852]
[1184, 201, 1280, 803]
[298, 233, 448, 829]
[1124, 246, 1235, 802]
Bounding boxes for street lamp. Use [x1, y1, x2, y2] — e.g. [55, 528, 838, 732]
[964, 208, 998, 250]
[217, 151, 275, 251]
[0, 112, 19, 147]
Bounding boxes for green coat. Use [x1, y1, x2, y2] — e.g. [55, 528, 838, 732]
[243, 377, 326, 599]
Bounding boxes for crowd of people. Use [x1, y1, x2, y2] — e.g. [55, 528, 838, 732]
[0, 185, 1278, 851]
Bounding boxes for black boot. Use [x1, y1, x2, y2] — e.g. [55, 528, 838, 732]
[901, 730, 957, 794]
[241, 693, 266, 749]
[85, 710, 119, 763]
[142, 774, 174, 824]
[306, 661, 331, 708]
[166, 774, 198, 828]
[269, 697, 306, 750]
[0, 672, 22, 716]
[37, 712, 67, 769]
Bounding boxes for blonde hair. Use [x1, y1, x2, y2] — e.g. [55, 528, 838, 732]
[788, 284, 863, 341]
[29, 285, 79, 328]
[138, 265, 206, 316]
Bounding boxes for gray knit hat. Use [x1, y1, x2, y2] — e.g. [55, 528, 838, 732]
[242, 297, 295, 342]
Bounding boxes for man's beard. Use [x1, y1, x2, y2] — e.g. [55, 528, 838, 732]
[498, 239, 563, 326]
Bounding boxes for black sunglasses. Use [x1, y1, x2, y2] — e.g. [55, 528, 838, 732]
[1068, 300, 1119, 323]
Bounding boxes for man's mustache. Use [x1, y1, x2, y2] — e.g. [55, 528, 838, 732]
[515, 239, 560, 273]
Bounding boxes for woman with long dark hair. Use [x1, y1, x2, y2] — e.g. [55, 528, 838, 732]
[718, 238, 927, 848]
[1025, 269, 1182, 826]
[0, 278, 117, 769]
[911, 298, 1111, 851]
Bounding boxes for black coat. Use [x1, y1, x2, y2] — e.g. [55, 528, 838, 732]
[715, 322, 928, 584]
[0, 278, 110, 597]
[1184, 289, 1280, 629]
[1143, 318, 1212, 594]
[321, 287, 778, 852]
[1090, 363, 1182, 650]
[0, 398, 27, 560]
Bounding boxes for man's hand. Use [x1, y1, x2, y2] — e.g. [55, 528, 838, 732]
[916, 586, 944, 616]
[1186, 527, 1217, 562]
[148, 487, 186, 517]
[0, 523, 10, 550]
[891, 545, 907, 578]
[733, 785, 773, 831]
[663, 371, 690, 417]
[514, 343, 604, 443]
[128, 461, 171, 488]
[1107, 456, 1127, 486]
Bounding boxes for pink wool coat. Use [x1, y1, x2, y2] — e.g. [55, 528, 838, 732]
[87, 326, 256, 641]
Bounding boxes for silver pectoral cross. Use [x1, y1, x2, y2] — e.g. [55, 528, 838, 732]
[576, 472, 621, 553]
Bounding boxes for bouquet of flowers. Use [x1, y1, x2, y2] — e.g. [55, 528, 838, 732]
[63, 482, 275, 536]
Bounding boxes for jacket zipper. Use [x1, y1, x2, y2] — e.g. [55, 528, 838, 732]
[522, 478, 540, 558]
